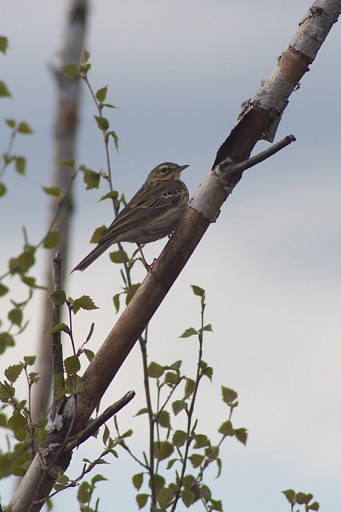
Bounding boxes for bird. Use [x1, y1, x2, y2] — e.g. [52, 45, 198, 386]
[71, 162, 189, 272]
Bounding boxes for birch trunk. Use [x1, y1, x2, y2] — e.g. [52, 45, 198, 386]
[31, 0, 89, 422]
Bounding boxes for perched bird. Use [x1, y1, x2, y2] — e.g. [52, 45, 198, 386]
[72, 162, 189, 272]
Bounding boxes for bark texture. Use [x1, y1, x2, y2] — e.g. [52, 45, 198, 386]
[32, 0, 89, 422]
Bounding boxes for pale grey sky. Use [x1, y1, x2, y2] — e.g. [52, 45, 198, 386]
[1, 1, 341, 511]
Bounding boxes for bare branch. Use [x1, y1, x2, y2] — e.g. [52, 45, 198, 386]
[66, 391, 135, 451]
[215, 134, 296, 193]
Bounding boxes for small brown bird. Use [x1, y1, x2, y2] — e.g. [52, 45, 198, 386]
[72, 162, 189, 272]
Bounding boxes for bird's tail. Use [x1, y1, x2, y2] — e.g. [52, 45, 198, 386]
[71, 240, 113, 272]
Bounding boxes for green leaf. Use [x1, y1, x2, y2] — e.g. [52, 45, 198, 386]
[191, 285, 205, 297]
[17, 250, 35, 272]
[17, 122, 34, 134]
[77, 481, 91, 504]
[193, 434, 208, 448]
[91, 473, 107, 484]
[0, 380, 15, 401]
[109, 250, 128, 264]
[179, 327, 198, 339]
[205, 445, 219, 461]
[24, 355, 36, 366]
[200, 484, 211, 502]
[61, 64, 79, 79]
[166, 458, 178, 469]
[148, 361, 164, 379]
[153, 441, 174, 461]
[42, 186, 62, 196]
[234, 427, 248, 445]
[185, 378, 195, 395]
[169, 360, 182, 370]
[0, 81, 11, 98]
[172, 399, 187, 416]
[0, 332, 15, 355]
[5, 119, 16, 128]
[80, 48, 90, 65]
[8, 308, 23, 327]
[121, 428, 133, 438]
[136, 493, 149, 509]
[165, 371, 180, 386]
[64, 355, 81, 375]
[154, 473, 166, 495]
[83, 169, 101, 190]
[132, 472, 143, 491]
[103, 103, 118, 109]
[135, 407, 148, 417]
[48, 322, 69, 335]
[156, 410, 171, 429]
[99, 190, 119, 202]
[158, 486, 175, 507]
[0, 283, 9, 297]
[172, 430, 187, 447]
[189, 453, 204, 468]
[0, 36, 9, 54]
[201, 323, 213, 333]
[91, 225, 107, 243]
[5, 363, 24, 383]
[182, 474, 195, 488]
[210, 498, 223, 511]
[94, 115, 109, 131]
[21, 275, 36, 288]
[15, 156, 26, 175]
[113, 293, 120, 313]
[83, 349, 94, 362]
[125, 283, 141, 305]
[95, 85, 108, 103]
[43, 231, 61, 249]
[49, 289, 66, 306]
[218, 420, 234, 437]
[8, 411, 27, 441]
[0, 182, 7, 197]
[60, 158, 75, 166]
[54, 473, 70, 491]
[296, 492, 313, 505]
[109, 130, 119, 152]
[221, 386, 238, 405]
[182, 488, 196, 508]
[309, 501, 320, 511]
[102, 423, 110, 445]
[202, 365, 213, 381]
[71, 295, 99, 314]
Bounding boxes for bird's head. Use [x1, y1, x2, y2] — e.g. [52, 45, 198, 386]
[147, 162, 189, 181]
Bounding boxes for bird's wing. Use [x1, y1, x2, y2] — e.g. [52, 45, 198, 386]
[99, 180, 186, 242]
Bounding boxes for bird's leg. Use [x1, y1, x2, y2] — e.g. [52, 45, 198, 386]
[137, 244, 153, 271]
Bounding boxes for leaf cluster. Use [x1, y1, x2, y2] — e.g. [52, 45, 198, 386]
[114, 286, 248, 511]
[282, 489, 319, 512]
[0, 356, 46, 478]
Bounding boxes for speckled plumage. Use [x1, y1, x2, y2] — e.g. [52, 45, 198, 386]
[72, 162, 189, 272]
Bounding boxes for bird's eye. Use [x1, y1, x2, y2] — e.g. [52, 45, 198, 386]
[160, 166, 168, 173]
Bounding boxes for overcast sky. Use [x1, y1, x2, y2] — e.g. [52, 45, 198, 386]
[1, 1, 341, 511]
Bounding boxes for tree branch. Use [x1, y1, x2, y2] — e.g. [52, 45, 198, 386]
[215, 134, 296, 194]
[65, 391, 135, 451]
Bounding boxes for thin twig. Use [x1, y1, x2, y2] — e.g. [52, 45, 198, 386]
[215, 134, 296, 188]
[66, 390, 135, 451]
[139, 331, 157, 507]
[52, 251, 64, 385]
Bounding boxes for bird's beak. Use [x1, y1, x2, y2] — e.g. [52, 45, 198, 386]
[177, 164, 189, 172]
